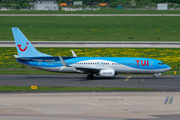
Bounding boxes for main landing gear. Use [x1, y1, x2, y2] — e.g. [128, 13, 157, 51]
[152, 76, 156, 79]
[87, 74, 94, 80]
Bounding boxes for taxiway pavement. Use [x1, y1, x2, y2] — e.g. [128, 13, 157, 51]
[0, 75, 180, 120]
[0, 74, 179, 91]
[0, 92, 180, 120]
[1, 41, 180, 48]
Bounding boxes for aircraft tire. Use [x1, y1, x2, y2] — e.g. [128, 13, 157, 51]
[152, 76, 156, 79]
[87, 74, 93, 80]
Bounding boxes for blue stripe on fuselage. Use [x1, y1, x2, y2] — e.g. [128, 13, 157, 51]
[17, 57, 166, 70]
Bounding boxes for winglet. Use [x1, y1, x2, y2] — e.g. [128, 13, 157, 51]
[59, 56, 67, 66]
[71, 50, 77, 57]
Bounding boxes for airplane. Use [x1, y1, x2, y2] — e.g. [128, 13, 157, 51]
[12, 27, 171, 79]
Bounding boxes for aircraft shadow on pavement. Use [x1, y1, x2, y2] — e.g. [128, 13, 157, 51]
[23, 75, 172, 81]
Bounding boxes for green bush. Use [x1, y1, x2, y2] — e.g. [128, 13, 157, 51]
[110, 2, 118, 7]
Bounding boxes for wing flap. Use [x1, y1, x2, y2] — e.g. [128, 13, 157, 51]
[75, 66, 100, 73]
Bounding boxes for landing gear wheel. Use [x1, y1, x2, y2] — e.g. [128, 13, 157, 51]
[152, 76, 156, 79]
[87, 74, 94, 80]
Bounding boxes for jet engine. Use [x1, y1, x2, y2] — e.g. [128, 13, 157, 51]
[99, 69, 115, 77]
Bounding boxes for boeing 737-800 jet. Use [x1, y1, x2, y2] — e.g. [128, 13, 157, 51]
[12, 27, 171, 79]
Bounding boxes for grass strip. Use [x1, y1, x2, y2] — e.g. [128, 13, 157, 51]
[1, 47, 180, 71]
[0, 16, 180, 41]
[162, 71, 180, 75]
[0, 86, 154, 92]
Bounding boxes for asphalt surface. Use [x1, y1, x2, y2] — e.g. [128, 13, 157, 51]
[0, 14, 180, 16]
[1, 41, 180, 48]
[0, 92, 180, 120]
[1, 74, 180, 120]
[0, 74, 179, 91]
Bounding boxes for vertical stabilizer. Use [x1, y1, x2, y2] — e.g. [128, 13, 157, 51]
[12, 27, 51, 57]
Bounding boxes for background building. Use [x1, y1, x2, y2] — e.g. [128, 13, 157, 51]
[73, 1, 83, 6]
[157, 3, 168, 10]
[34, 0, 58, 10]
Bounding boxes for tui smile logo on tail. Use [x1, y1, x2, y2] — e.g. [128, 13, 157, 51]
[17, 42, 29, 52]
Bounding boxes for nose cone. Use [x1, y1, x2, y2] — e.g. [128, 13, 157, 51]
[167, 66, 171, 71]
[164, 65, 171, 71]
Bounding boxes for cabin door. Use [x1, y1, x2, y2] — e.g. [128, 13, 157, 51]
[150, 61, 154, 69]
[38, 59, 42, 67]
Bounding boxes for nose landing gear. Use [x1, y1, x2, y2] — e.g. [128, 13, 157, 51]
[152, 73, 161, 79]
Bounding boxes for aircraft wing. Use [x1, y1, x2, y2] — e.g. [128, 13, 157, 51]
[75, 66, 100, 73]
[59, 56, 100, 73]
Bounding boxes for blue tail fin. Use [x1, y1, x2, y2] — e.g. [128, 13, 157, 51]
[12, 27, 52, 57]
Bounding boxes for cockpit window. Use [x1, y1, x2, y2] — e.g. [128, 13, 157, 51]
[158, 63, 164, 65]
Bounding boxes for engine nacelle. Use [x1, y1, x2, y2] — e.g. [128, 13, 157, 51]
[99, 69, 115, 77]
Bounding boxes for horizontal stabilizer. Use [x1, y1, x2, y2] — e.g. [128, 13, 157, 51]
[14, 55, 19, 58]
[10, 57, 32, 61]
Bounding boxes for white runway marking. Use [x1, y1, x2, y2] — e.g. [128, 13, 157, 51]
[141, 76, 146, 82]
